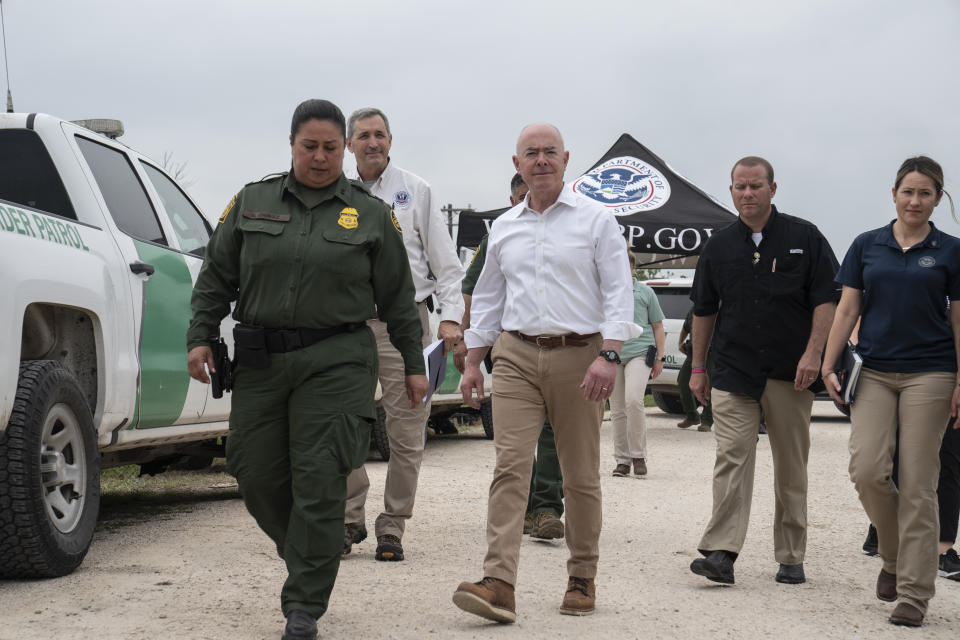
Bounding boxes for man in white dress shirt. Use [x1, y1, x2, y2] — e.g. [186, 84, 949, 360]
[452, 123, 640, 622]
[343, 108, 465, 562]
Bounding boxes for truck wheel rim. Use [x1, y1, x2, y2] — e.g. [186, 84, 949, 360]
[38, 403, 87, 534]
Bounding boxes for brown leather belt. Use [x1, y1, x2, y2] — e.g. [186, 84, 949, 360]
[511, 331, 599, 348]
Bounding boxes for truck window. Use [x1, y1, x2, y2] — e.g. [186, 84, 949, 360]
[651, 287, 693, 320]
[0, 130, 77, 220]
[140, 162, 211, 256]
[76, 136, 167, 245]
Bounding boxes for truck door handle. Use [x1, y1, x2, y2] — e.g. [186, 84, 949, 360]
[129, 261, 155, 276]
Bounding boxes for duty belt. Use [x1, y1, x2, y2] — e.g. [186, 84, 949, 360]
[263, 323, 364, 353]
[511, 331, 599, 348]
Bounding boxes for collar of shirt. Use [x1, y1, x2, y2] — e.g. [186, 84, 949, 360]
[874, 220, 945, 251]
[512, 183, 579, 219]
[734, 204, 781, 241]
[344, 158, 395, 189]
[282, 171, 350, 209]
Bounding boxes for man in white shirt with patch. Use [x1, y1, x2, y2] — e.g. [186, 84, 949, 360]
[343, 108, 465, 562]
[452, 123, 640, 622]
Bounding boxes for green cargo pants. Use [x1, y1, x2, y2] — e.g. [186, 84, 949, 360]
[226, 332, 375, 619]
[526, 419, 564, 518]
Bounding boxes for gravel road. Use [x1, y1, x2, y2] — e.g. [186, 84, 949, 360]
[3, 404, 958, 639]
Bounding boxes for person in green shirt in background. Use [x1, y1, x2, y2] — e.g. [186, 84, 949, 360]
[187, 99, 427, 640]
[676, 306, 714, 431]
[455, 173, 565, 540]
[610, 251, 666, 477]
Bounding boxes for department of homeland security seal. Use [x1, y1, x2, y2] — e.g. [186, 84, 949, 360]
[573, 156, 671, 216]
[394, 190, 411, 208]
[919, 256, 936, 268]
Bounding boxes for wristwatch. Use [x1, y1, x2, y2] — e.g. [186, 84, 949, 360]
[598, 350, 621, 364]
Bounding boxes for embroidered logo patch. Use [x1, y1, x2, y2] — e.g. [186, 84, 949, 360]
[394, 190, 411, 208]
[390, 209, 402, 234]
[338, 207, 359, 229]
[219, 193, 238, 224]
[919, 256, 936, 268]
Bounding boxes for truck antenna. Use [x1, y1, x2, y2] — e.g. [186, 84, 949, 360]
[1, 0, 12, 113]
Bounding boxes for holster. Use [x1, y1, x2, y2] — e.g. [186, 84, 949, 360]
[208, 337, 234, 398]
[233, 324, 271, 369]
[645, 344, 658, 368]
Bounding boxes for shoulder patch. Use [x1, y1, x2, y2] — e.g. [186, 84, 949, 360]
[219, 193, 238, 224]
[338, 207, 359, 229]
[390, 209, 402, 235]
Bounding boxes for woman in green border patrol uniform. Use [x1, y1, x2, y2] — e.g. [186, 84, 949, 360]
[186, 99, 427, 640]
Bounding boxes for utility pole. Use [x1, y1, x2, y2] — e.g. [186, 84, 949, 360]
[441, 203, 474, 240]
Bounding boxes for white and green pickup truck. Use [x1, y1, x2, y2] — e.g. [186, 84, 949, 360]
[0, 113, 232, 578]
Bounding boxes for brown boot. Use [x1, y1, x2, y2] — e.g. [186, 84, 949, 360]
[530, 511, 564, 540]
[889, 602, 924, 627]
[453, 577, 516, 623]
[632, 458, 647, 477]
[559, 576, 596, 616]
[876, 568, 897, 602]
[612, 463, 630, 477]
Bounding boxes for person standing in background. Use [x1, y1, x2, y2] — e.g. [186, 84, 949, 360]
[343, 108, 465, 562]
[610, 250, 664, 477]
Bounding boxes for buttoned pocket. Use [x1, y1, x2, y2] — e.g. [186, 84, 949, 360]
[318, 228, 370, 276]
[238, 211, 290, 268]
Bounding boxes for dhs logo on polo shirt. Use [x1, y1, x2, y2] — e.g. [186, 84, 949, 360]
[919, 256, 936, 268]
[394, 190, 411, 209]
[573, 156, 671, 216]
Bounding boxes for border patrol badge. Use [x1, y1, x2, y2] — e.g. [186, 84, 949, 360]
[219, 193, 238, 224]
[338, 207, 359, 229]
[390, 209, 402, 234]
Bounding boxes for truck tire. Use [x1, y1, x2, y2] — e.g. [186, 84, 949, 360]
[371, 406, 390, 461]
[0, 360, 100, 578]
[652, 391, 685, 415]
[480, 398, 494, 440]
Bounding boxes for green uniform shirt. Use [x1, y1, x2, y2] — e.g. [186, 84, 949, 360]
[619, 279, 665, 363]
[188, 172, 425, 375]
[461, 235, 488, 296]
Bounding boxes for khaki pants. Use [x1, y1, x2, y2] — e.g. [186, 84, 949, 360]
[698, 379, 813, 565]
[610, 357, 652, 463]
[345, 302, 431, 538]
[848, 368, 954, 614]
[483, 331, 604, 585]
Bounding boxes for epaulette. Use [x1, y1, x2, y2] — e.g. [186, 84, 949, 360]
[245, 171, 287, 187]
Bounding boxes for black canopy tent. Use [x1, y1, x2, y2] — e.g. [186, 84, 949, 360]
[455, 134, 737, 268]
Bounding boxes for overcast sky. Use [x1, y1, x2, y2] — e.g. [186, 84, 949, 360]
[3, 0, 958, 257]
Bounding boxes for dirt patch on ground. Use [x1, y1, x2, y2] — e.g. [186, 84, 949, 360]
[2, 405, 958, 639]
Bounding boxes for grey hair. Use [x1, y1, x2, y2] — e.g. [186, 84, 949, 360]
[348, 108, 391, 139]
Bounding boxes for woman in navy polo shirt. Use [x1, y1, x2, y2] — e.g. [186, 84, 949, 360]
[822, 156, 960, 627]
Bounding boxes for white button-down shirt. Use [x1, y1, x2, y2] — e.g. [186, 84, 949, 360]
[465, 185, 641, 347]
[345, 161, 465, 323]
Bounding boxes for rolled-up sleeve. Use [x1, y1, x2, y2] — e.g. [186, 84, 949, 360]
[595, 213, 643, 341]
[464, 233, 506, 348]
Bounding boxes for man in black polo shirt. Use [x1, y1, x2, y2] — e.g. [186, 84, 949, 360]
[688, 156, 839, 586]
